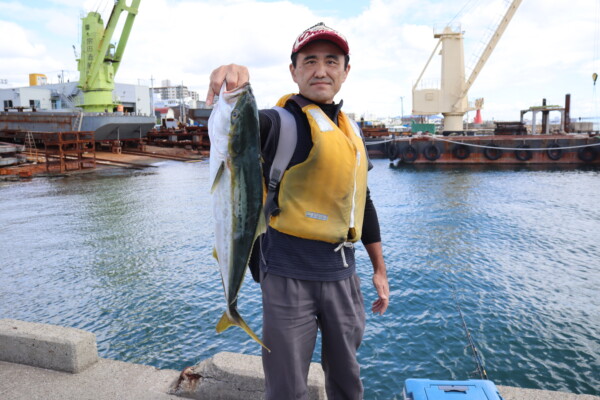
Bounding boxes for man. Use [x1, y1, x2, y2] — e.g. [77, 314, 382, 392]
[207, 22, 389, 400]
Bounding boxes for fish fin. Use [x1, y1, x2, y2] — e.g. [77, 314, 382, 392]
[254, 206, 267, 240]
[210, 161, 225, 193]
[212, 247, 219, 261]
[216, 309, 271, 352]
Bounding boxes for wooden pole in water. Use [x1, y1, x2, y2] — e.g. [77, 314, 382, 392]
[541, 98, 548, 134]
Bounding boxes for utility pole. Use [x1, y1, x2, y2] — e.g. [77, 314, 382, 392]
[150, 75, 155, 120]
[180, 81, 185, 125]
[400, 96, 404, 119]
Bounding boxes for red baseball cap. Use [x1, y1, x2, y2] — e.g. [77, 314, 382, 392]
[291, 22, 349, 56]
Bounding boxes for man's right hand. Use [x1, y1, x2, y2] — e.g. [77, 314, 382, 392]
[206, 64, 250, 106]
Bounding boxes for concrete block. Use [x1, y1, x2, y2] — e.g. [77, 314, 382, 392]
[0, 319, 98, 373]
[497, 385, 600, 400]
[170, 351, 327, 399]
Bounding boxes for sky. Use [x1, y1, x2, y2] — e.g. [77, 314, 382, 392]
[1, 0, 600, 122]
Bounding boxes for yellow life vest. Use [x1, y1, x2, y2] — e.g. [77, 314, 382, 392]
[269, 94, 368, 244]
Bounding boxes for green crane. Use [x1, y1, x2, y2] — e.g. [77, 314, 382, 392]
[77, 0, 141, 112]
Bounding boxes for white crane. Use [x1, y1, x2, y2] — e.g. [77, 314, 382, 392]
[412, 0, 522, 133]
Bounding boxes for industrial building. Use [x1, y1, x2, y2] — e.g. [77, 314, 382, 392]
[0, 74, 151, 115]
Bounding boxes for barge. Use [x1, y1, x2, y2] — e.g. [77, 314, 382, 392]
[365, 93, 600, 165]
[0, 110, 154, 143]
[366, 133, 600, 165]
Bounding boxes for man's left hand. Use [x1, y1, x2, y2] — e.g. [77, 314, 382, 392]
[371, 271, 389, 315]
[364, 242, 389, 315]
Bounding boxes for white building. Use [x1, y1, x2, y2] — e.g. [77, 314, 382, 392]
[1, 87, 52, 110]
[0, 81, 152, 115]
[152, 80, 200, 106]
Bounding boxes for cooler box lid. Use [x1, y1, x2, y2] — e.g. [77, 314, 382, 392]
[403, 379, 503, 400]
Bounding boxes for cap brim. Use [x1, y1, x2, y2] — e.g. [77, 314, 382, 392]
[293, 31, 349, 55]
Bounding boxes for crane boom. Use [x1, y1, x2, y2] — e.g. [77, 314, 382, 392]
[452, 0, 523, 111]
[412, 0, 522, 133]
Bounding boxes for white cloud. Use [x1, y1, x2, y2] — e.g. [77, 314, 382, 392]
[465, 0, 598, 120]
[1, 0, 598, 121]
[0, 21, 46, 58]
[0, 2, 83, 37]
[116, 0, 319, 105]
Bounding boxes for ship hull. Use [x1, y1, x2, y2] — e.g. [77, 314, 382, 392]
[367, 134, 600, 165]
[0, 111, 155, 142]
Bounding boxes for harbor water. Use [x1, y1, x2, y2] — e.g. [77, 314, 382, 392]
[0, 159, 598, 399]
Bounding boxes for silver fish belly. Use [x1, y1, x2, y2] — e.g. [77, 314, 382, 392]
[208, 82, 267, 351]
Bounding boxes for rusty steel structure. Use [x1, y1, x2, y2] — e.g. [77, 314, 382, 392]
[0, 131, 96, 176]
[146, 126, 209, 150]
[43, 131, 96, 173]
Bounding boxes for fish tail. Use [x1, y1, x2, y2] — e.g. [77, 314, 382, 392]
[216, 309, 271, 352]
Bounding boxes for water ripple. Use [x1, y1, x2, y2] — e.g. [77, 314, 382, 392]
[1, 161, 599, 398]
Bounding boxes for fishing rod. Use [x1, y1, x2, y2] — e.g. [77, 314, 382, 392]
[403, 280, 504, 400]
[450, 282, 488, 381]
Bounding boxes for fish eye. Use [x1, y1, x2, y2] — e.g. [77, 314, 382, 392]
[231, 109, 239, 120]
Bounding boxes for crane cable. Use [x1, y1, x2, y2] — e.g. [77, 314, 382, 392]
[447, 0, 481, 27]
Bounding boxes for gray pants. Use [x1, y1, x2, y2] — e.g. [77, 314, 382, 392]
[260, 271, 366, 400]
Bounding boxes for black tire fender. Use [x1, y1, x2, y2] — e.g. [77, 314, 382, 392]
[423, 144, 441, 161]
[514, 144, 533, 161]
[546, 143, 563, 160]
[452, 144, 471, 160]
[483, 143, 503, 160]
[403, 145, 418, 163]
[578, 146, 598, 162]
[387, 142, 399, 161]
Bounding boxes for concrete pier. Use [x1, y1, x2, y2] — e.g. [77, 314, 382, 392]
[0, 358, 180, 400]
[0, 319, 598, 400]
[170, 351, 326, 399]
[0, 319, 98, 373]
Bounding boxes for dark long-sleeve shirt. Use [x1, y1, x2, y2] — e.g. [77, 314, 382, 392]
[256, 96, 381, 281]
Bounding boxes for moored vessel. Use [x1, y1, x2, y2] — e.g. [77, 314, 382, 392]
[373, 133, 600, 165]
[0, 110, 154, 144]
[0, 0, 155, 145]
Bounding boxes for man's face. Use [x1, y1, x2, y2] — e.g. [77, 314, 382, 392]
[290, 40, 350, 104]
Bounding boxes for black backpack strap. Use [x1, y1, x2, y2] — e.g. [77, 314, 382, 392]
[249, 106, 297, 283]
[263, 106, 297, 220]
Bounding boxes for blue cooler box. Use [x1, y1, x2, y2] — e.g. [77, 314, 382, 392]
[403, 379, 504, 400]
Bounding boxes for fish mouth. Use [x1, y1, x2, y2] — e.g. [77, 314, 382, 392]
[224, 81, 251, 94]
